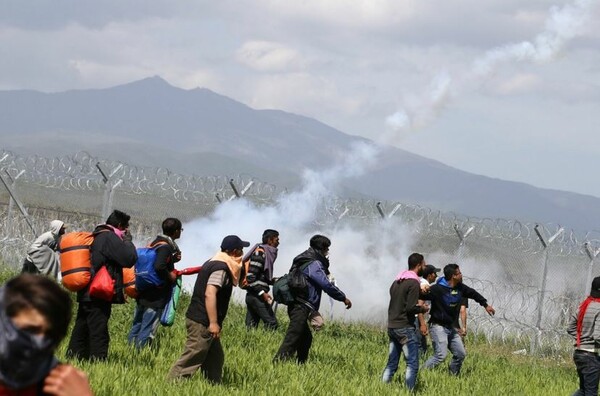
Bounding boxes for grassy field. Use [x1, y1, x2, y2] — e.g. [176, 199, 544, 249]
[0, 268, 579, 395]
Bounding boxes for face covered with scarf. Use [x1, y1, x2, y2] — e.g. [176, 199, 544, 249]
[0, 286, 57, 390]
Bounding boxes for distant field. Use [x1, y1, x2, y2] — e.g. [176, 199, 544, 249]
[0, 269, 578, 396]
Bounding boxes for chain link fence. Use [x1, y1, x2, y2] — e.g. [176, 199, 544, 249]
[1, 150, 599, 356]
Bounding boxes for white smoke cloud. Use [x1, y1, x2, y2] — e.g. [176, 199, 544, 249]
[174, 140, 418, 322]
[385, 0, 598, 138]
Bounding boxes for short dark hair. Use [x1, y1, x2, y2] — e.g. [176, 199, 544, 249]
[444, 263, 460, 281]
[262, 229, 279, 244]
[310, 235, 331, 252]
[4, 274, 72, 343]
[162, 218, 182, 236]
[408, 253, 424, 270]
[106, 210, 130, 229]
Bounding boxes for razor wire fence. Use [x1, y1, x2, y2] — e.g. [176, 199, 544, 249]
[1, 150, 599, 356]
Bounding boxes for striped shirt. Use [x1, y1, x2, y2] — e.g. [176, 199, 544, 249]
[568, 300, 600, 350]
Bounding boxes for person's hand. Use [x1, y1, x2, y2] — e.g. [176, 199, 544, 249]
[420, 323, 428, 336]
[262, 292, 273, 304]
[420, 283, 430, 293]
[485, 305, 495, 316]
[43, 364, 93, 396]
[208, 322, 221, 339]
[122, 229, 133, 242]
[458, 327, 467, 337]
[344, 298, 352, 309]
[169, 270, 177, 283]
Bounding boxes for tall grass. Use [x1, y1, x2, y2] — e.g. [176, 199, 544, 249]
[0, 269, 579, 395]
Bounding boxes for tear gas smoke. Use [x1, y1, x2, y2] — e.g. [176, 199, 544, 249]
[384, 0, 597, 140]
[176, 141, 412, 323]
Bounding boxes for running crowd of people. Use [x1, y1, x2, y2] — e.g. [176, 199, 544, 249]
[0, 210, 593, 394]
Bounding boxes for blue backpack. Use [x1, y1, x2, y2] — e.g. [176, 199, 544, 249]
[134, 241, 168, 291]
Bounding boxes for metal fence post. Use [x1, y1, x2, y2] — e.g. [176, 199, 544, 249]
[532, 224, 563, 353]
[227, 179, 254, 201]
[454, 224, 474, 262]
[584, 242, 600, 298]
[96, 162, 123, 220]
[0, 172, 37, 237]
[4, 169, 25, 232]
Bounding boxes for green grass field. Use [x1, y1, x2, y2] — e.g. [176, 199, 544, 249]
[0, 268, 579, 395]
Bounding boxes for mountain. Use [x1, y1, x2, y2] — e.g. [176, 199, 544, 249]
[1, 76, 599, 231]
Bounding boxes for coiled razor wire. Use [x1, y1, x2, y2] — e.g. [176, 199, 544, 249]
[2, 150, 600, 355]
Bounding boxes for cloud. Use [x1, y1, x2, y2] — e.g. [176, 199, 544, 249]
[492, 73, 543, 95]
[236, 41, 304, 72]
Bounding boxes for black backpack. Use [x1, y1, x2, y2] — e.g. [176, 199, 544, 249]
[273, 261, 311, 305]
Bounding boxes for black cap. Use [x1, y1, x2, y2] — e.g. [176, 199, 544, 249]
[220, 235, 250, 251]
[591, 277, 600, 298]
[423, 265, 441, 277]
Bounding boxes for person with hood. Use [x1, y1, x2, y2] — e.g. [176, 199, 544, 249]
[21, 220, 66, 279]
[273, 234, 352, 364]
[382, 253, 429, 390]
[168, 235, 249, 383]
[567, 276, 600, 396]
[0, 274, 93, 396]
[242, 229, 279, 330]
[423, 263, 495, 375]
[66, 210, 137, 361]
[128, 218, 183, 349]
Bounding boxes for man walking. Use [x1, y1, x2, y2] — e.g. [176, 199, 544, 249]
[274, 234, 352, 363]
[423, 263, 495, 375]
[67, 210, 137, 361]
[243, 229, 279, 330]
[168, 235, 249, 383]
[128, 217, 183, 349]
[382, 253, 429, 391]
[568, 276, 600, 396]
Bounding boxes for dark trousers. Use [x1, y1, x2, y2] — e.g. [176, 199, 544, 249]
[274, 303, 312, 363]
[245, 293, 278, 330]
[67, 300, 112, 361]
[573, 350, 600, 396]
[21, 258, 39, 274]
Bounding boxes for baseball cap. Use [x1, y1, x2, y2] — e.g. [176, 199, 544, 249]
[220, 235, 250, 251]
[423, 265, 441, 277]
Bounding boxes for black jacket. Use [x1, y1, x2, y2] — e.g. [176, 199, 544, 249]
[425, 280, 487, 328]
[77, 225, 137, 304]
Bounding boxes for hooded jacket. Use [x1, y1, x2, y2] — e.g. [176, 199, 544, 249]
[425, 277, 488, 328]
[293, 248, 346, 311]
[24, 220, 64, 279]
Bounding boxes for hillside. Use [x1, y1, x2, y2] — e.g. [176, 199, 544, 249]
[1, 77, 599, 230]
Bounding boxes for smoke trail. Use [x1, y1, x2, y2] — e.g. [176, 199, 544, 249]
[176, 140, 409, 321]
[474, 0, 597, 76]
[385, 0, 598, 138]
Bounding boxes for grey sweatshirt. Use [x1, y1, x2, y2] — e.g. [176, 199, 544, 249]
[567, 300, 600, 350]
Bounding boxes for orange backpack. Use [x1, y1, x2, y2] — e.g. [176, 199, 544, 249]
[59, 232, 96, 292]
[123, 267, 138, 299]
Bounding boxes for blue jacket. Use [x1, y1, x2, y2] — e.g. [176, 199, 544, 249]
[301, 260, 346, 311]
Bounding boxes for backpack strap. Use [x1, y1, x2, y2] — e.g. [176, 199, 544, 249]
[147, 240, 169, 249]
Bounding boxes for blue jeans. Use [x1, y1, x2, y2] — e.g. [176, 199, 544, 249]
[572, 350, 600, 396]
[382, 327, 419, 390]
[127, 304, 163, 349]
[424, 324, 466, 375]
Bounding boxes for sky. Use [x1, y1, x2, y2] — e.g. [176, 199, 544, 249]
[0, 1, 599, 197]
